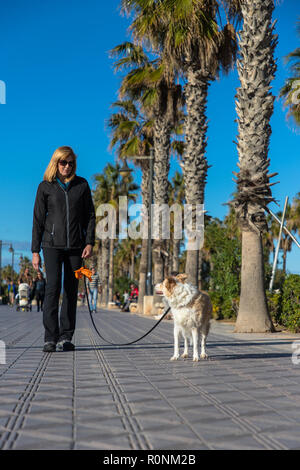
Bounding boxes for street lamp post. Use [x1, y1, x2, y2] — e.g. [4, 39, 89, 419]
[119, 148, 154, 295]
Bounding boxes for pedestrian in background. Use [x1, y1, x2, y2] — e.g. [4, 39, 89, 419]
[32, 272, 46, 312]
[7, 279, 17, 306]
[87, 266, 100, 313]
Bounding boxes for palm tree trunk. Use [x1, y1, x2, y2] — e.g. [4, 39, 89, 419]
[137, 238, 148, 314]
[233, 0, 277, 332]
[183, 66, 210, 287]
[101, 238, 109, 306]
[198, 249, 203, 290]
[282, 249, 287, 274]
[130, 248, 135, 280]
[137, 163, 150, 314]
[234, 230, 274, 332]
[153, 114, 171, 285]
[172, 238, 180, 274]
[108, 239, 114, 303]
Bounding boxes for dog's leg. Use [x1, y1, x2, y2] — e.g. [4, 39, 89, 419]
[200, 324, 209, 360]
[170, 325, 180, 361]
[192, 328, 199, 362]
[181, 334, 189, 358]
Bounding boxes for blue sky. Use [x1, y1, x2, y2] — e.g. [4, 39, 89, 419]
[0, 0, 299, 273]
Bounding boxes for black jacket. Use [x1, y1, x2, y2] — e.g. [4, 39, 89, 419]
[31, 176, 95, 253]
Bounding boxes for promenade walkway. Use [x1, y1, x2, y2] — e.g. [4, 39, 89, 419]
[1, 304, 300, 450]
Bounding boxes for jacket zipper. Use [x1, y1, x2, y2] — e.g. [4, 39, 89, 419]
[65, 190, 70, 248]
[57, 184, 70, 249]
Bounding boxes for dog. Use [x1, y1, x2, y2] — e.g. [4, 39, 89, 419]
[156, 275, 212, 362]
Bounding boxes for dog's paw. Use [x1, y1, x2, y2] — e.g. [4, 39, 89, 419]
[170, 355, 179, 361]
[193, 357, 199, 362]
[200, 353, 208, 360]
[181, 353, 189, 359]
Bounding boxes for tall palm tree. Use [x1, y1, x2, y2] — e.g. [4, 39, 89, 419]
[160, 0, 239, 286]
[231, 0, 278, 332]
[116, 13, 184, 286]
[279, 18, 300, 126]
[168, 170, 186, 274]
[93, 163, 138, 304]
[121, 0, 239, 287]
[107, 92, 153, 313]
[111, 43, 185, 308]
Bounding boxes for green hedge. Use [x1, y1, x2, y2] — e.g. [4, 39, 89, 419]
[280, 274, 300, 332]
[210, 291, 239, 320]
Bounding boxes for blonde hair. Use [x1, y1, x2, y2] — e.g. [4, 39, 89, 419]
[44, 146, 77, 183]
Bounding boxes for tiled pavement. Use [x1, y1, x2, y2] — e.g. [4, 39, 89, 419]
[1, 304, 300, 450]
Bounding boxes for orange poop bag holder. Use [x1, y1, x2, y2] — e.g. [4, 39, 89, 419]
[74, 267, 92, 282]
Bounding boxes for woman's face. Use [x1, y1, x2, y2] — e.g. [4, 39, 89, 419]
[57, 156, 74, 180]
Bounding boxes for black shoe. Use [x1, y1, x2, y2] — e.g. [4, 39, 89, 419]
[56, 340, 75, 351]
[43, 342, 56, 352]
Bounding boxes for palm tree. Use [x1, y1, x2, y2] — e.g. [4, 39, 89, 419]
[107, 92, 153, 313]
[116, 14, 184, 287]
[231, 0, 278, 332]
[168, 170, 185, 274]
[279, 18, 300, 126]
[110, 42, 185, 318]
[160, 0, 239, 286]
[121, 0, 239, 287]
[93, 163, 138, 305]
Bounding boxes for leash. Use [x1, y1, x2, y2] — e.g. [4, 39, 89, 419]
[74, 265, 171, 346]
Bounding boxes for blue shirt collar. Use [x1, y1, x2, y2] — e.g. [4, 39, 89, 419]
[56, 176, 70, 190]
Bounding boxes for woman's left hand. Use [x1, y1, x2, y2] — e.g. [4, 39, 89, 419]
[81, 244, 93, 259]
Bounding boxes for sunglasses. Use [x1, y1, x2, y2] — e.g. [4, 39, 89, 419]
[59, 160, 74, 167]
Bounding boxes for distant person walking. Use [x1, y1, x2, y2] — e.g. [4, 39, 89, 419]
[7, 279, 17, 306]
[19, 267, 33, 289]
[32, 272, 46, 312]
[87, 267, 100, 313]
[31, 146, 95, 353]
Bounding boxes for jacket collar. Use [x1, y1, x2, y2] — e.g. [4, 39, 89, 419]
[55, 175, 76, 191]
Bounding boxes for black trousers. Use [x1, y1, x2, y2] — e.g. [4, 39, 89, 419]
[35, 292, 45, 312]
[42, 248, 82, 343]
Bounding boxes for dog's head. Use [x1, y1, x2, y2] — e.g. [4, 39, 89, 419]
[155, 274, 188, 299]
[155, 277, 177, 298]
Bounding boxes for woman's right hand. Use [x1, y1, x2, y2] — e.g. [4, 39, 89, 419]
[32, 252, 41, 271]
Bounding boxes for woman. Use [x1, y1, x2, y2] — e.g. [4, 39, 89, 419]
[32, 271, 46, 312]
[19, 267, 33, 288]
[32, 146, 95, 352]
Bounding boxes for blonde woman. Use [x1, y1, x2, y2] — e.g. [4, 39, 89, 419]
[31, 146, 95, 352]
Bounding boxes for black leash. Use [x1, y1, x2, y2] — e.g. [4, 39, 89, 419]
[83, 272, 170, 346]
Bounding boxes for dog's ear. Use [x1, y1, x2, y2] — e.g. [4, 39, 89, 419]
[176, 273, 187, 283]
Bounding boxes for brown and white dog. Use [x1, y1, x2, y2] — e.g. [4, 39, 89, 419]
[156, 274, 212, 362]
